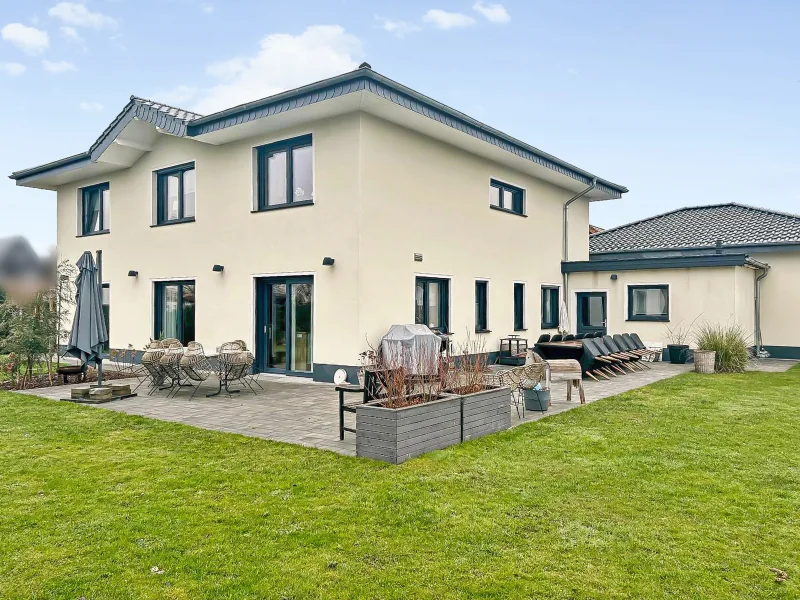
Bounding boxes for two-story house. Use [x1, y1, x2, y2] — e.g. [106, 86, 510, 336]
[10, 64, 628, 382]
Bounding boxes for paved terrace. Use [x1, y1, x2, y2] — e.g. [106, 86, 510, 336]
[20, 359, 796, 457]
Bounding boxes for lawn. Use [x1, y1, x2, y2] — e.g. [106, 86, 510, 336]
[2, 368, 799, 599]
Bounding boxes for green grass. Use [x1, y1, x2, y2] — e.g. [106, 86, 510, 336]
[2, 368, 800, 599]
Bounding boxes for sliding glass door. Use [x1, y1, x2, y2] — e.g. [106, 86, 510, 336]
[256, 277, 313, 375]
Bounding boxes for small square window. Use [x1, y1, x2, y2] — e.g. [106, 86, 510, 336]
[80, 183, 110, 236]
[628, 285, 669, 321]
[489, 180, 524, 215]
[156, 162, 196, 225]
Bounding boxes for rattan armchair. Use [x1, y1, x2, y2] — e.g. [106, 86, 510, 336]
[135, 340, 167, 393]
[180, 342, 214, 398]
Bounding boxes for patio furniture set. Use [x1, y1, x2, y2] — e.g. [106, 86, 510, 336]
[134, 339, 262, 398]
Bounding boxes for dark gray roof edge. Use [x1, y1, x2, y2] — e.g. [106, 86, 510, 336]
[562, 253, 751, 273]
[10, 67, 628, 195]
[590, 202, 800, 241]
[10, 97, 200, 181]
[189, 67, 628, 196]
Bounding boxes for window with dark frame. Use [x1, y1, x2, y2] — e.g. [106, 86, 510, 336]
[101, 283, 110, 352]
[256, 134, 313, 211]
[475, 280, 489, 332]
[154, 281, 196, 345]
[489, 179, 524, 215]
[628, 285, 669, 321]
[514, 282, 525, 331]
[541, 286, 559, 329]
[415, 277, 449, 333]
[156, 162, 196, 225]
[80, 182, 110, 235]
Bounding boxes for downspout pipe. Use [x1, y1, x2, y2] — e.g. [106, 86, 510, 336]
[562, 178, 598, 295]
[754, 264, 770, 358]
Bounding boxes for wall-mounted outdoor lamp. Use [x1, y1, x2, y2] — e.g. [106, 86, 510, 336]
[414, 253, 423, 262]
[610, 274, 618, 281]
[212, 264, 225, 273]
[127, 270, 138, 277]
[322, 257, 335, 266]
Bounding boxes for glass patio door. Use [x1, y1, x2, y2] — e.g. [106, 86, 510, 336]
[576, 291, 607, 336]
[257, 277, 313, 375]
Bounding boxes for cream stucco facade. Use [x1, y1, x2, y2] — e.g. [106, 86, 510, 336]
[48, 104, 604, 380]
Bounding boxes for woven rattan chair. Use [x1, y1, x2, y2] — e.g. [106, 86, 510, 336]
[159, 342, 185, 396]
[217, 349, 256, 395]
[136, 340, 167, 393]
[179, 342, 214, 398]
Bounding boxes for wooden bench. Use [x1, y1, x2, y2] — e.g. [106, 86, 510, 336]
[545, 358, 585, 404]
[56, 365, 87, 384]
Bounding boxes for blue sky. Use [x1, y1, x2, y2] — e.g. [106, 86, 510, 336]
[1, 0, 798, 253]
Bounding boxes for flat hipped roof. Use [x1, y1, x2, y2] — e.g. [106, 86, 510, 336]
[10, 65, 628, 198]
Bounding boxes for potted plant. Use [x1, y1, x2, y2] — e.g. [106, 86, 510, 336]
[522, 382, 550, 412]
[356, 340, 461, 464]
[444, 336, 511, 442]
[664, 316, 700, 364]
[695, 321, 750, 373]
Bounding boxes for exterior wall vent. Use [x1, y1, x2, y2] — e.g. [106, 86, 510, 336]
[414, 253, 423, 262]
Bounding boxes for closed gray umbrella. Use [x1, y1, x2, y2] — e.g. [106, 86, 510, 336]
[64, 251, 108, 383]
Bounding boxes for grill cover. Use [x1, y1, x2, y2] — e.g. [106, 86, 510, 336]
[380, 324, 442, 375]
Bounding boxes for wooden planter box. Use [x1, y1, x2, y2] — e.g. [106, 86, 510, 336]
[459, 386, 511, 441]
[356, 395, 462, 464]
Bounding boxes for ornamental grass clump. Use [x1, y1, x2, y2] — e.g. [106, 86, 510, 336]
[695, 321, 751, 373]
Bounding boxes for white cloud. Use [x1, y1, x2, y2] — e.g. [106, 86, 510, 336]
[43, 59, 77, 73]
[188, 25, 362, 114]
[375, 16, 421, 38]
[422, 9, 475, 30]
[0, 62, 26, 76]
[60, 25, 85, 44]
[79, 101, 104, 112]
[48, 2, 118, 30]
[472, 1, 510, 23]
[201, 4, 214, 14]
[0, 23, 50, 55]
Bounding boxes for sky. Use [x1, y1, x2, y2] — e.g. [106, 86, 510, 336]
[1, 0, 798, 253]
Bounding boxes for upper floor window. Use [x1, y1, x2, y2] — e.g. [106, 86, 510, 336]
[156, 162, 195, 225]
[80, 183, 110, 236]
[489, 179, 524, 216]
[257, 134, 313, 211]
[628, 285, 669, 321]
[541, 285, 559, 329]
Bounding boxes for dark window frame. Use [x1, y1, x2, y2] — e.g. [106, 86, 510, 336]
[514, 282, 526, 331]
[415, 276, 450, 334]
[489, 179, 525, 216]
[627, 284, 670, 322]
[101, 283, 110, 352]
[541, 286, 560, 329]
[80, 182, 110, 236]
[475, 280, 489, 333]
[256, 134, 314, 211]
[154, 280, 196, 345]
[155, 162, 196, 226]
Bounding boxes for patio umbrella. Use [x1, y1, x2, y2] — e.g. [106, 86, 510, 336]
[558, 300, 570, 335]
[64, 251, 108, 385]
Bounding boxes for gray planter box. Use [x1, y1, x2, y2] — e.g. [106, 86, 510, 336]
[460, 386, 511, 441]
[356, 394, 462, 464]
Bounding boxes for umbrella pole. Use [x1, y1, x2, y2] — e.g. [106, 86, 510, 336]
[96, 250, 103, 388]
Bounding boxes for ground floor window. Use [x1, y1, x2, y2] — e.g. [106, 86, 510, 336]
[415, 277, 449, 333]
[101, 283, 109, 352]
[154, 281, 195, 345]
[628, 285, 669, 321]
[514, 282, 525, 331]
[475, 280, 489, 332]
[541, 286, 559, 329]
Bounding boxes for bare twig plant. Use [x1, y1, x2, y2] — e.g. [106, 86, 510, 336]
[447, 332, 493, 395]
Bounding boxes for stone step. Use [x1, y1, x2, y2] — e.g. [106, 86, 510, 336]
[70, 387, 90, 400]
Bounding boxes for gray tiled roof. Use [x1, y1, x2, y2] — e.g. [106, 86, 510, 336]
[130, 97, 204, 122]
[590, 203, 800, 253]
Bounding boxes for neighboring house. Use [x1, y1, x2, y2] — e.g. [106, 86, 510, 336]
[565, 203, 800, 358]
[588, 224, 604, 235]
[9, 64, 628, 382]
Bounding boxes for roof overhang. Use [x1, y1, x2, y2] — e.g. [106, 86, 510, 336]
[562, 253, 761, 273]
[10, 67, 629, 198]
